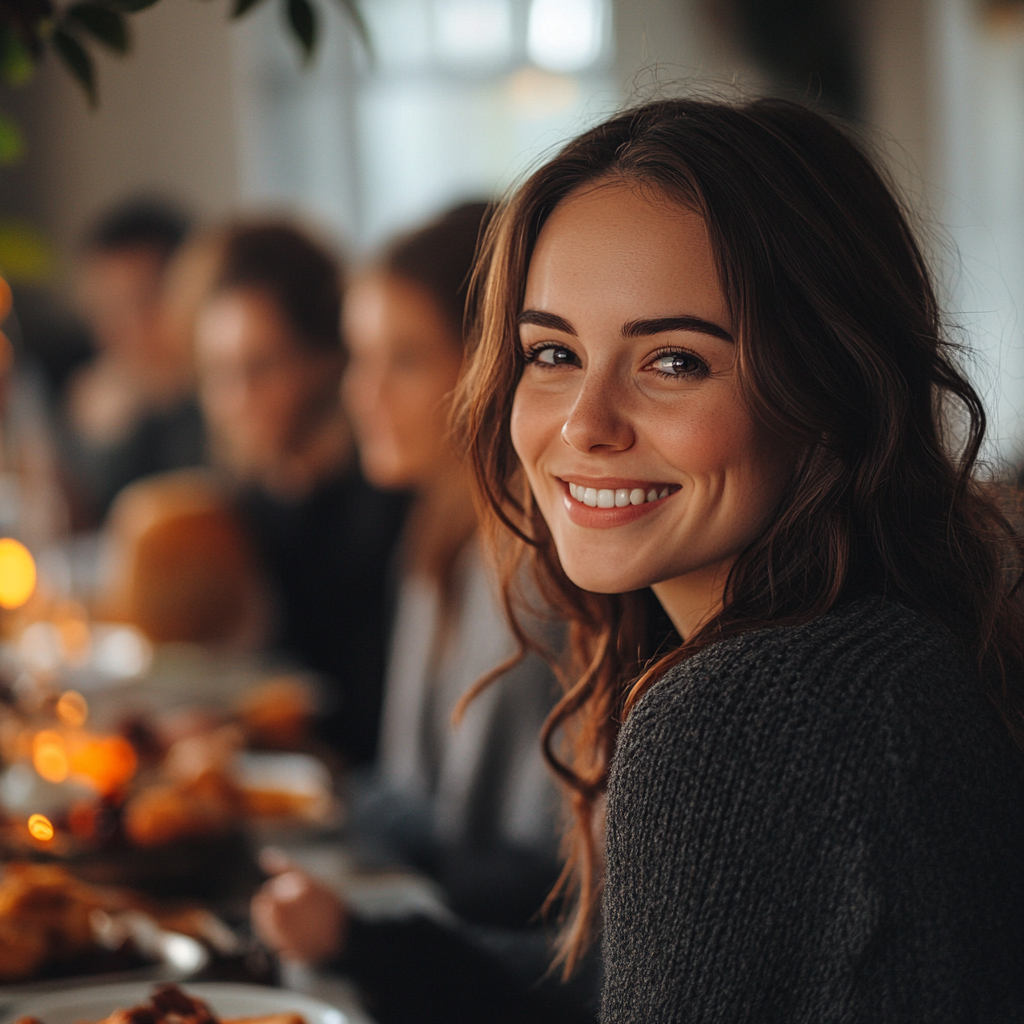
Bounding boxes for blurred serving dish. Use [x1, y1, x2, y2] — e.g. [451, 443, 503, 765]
[1, 982, 346, 1024]
[0, 864, 206, 994]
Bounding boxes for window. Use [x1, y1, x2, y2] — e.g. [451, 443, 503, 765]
[231, 0, 617, 252]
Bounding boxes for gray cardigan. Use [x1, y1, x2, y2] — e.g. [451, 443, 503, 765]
[602, 595, 1024, 1022]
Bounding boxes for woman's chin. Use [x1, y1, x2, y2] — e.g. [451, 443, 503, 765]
[358, 454, 417, 492]
[560, 560, 654, 596]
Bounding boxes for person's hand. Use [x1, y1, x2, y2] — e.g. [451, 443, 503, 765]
[250, 851, 347, 964]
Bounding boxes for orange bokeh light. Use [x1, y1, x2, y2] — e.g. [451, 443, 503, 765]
[27, 813, 54, 841]
[68, 735, 137, 795]
[32, 730, 69, 783]
[0, 538, 35, 610]
[56, 690, 89, 728]
[31, 722, 137, 796]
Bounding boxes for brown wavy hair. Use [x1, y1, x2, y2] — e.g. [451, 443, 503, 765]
[453, 97, 1024, 971]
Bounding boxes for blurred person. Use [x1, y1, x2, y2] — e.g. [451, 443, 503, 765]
[195, 222, 408, 766]
[251, 205, 587, 1024]
[342, 202, 561, 924]
[63, 198, 204, 525]
[158, 226, 230, 396]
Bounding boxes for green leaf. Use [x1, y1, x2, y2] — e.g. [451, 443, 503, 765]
[285, 0, 316, 62]
[0, 114, 25, 165]
[64, 3, 129, 54]
[0, 221, 53, 284]
[52, 28, 96, 106]
[334, 0, 370, 55]
[105, 0, 161, 12]
[232, 0, 268, 18]
[0, 28, 36, 87]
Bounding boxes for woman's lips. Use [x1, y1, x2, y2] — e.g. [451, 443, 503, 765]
[557, 478, 679, 528]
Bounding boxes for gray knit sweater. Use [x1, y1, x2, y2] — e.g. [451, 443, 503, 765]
[602, 596, 1024, 1022]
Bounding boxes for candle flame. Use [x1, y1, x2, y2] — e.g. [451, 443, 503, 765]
[0, 538, 35, 610]
[27, 813, 54, 841]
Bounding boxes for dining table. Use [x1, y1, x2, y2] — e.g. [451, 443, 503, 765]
[0, 622, 468, 1024]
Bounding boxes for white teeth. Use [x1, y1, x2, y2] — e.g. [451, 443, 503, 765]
[567, 482, 673, 507]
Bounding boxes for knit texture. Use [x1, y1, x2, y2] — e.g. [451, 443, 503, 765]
[601, 595, 1024, 1022]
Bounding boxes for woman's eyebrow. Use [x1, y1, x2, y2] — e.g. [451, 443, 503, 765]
[622, 316, 734, 342]
[517, 310, 733, 343]
[517, 309, 576, 334]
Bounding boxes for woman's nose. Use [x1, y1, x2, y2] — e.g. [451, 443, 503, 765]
[344, 365, 385, 416]
[560, 374, 635, 453]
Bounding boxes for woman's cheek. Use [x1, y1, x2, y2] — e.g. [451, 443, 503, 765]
[646, 396, 748, 478]
[513, 382, 585, 517]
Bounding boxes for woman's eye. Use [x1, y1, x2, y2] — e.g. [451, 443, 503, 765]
[526, 344, 579, 368]
[648, 350, 709, 378]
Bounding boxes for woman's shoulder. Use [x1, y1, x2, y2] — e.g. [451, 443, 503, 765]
[609, 594, 1024, 864]
[651, 593, 961, 704]
[618, 595, 984, 778]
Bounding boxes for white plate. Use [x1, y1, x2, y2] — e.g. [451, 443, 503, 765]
[0, 929, 208, 1000]
[0, 981, 347, 1024]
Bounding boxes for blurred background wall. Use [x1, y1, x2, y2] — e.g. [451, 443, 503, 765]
[5, 0, 1024, 460]
[2, 0, 239, 267]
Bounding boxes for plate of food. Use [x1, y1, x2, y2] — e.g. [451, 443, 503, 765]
[1, 981, 347, 1024]
[0, 864, 208, 996]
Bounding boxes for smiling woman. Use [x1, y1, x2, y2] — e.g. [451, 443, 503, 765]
[455, 98, 1024, 1021]
[511, 182, 792, 635]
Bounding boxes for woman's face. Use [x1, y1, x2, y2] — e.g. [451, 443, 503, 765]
[342, 273, 464, 491]
[196, 287, 339, 476]
[511, 181, 793, 631]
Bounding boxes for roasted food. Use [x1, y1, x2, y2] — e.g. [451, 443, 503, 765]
[122, 723, 330, 847]
[123, 771, 240, 848]
[238, 677, 314, 750]
[12, 983, 307, 1024]
[0, 862, 130, 982]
